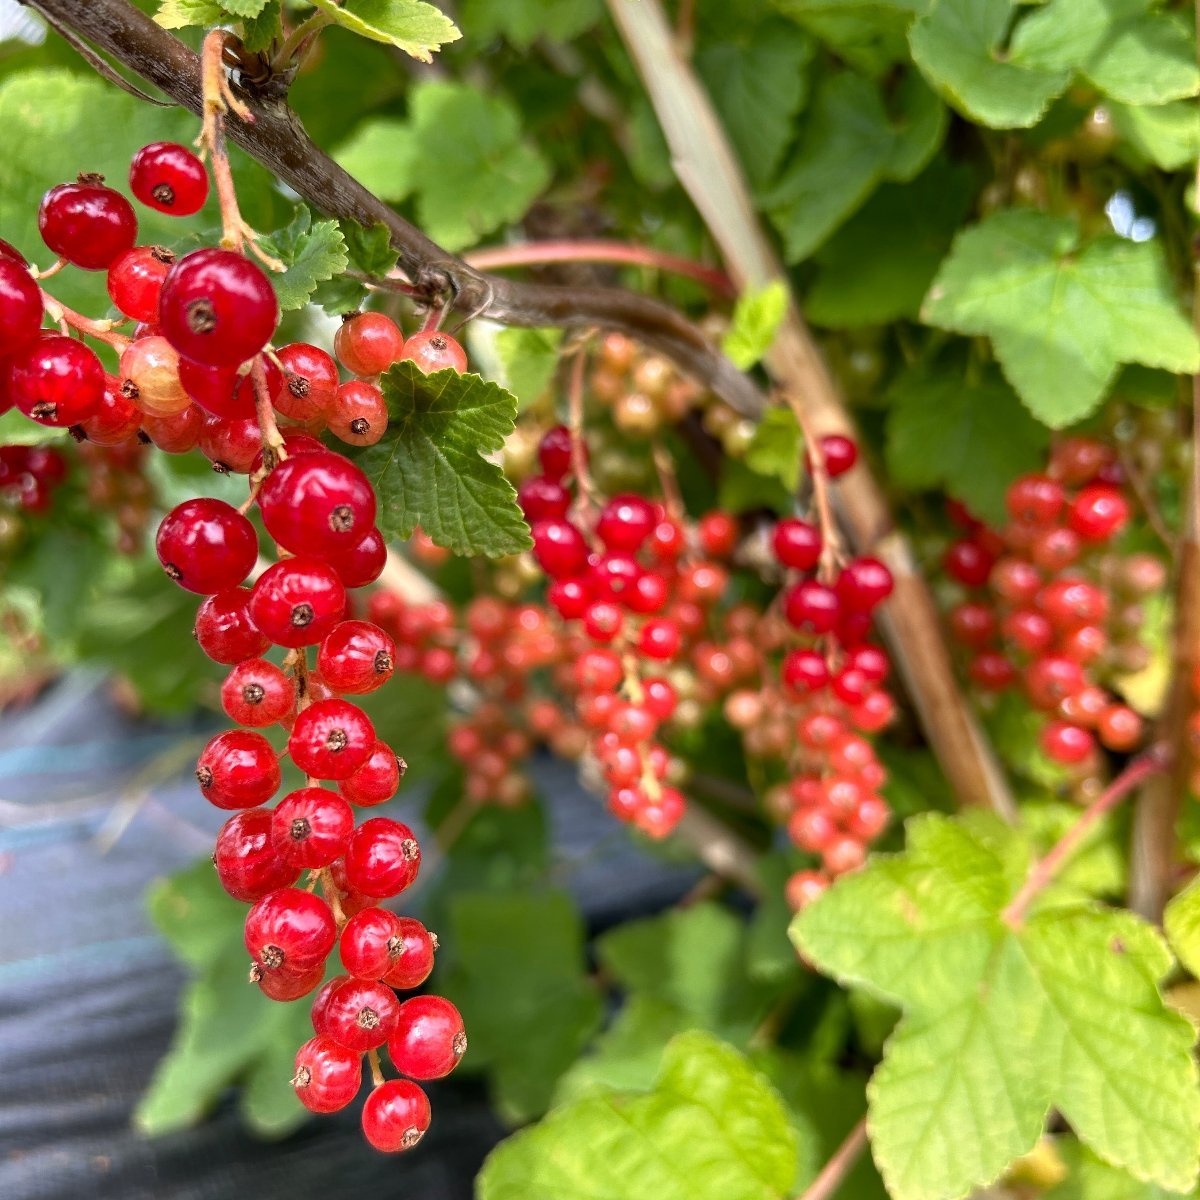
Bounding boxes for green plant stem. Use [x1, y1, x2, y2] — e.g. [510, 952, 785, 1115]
[1006, 745, 1171, 929]
[795, 1116, 868, 1200]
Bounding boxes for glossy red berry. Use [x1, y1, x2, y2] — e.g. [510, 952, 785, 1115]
[196, 729, 281, 810]
[250, 557, 347, 648]
[1041, 720, 1095, 764]
[343, 817, 421, 898]
[329, 379, 389, 447]
[9, 334, 104, 426]
[951, 601, 1003, 649]
[178, 360, 253, 420]
[638, 617, 682, 661]
[835, 557, 894, 613]
[399, 330, 467, 374]
[518, 476, 571, 522]
[256, 962, 325, 1002]
[221, 658, 295, 727]
[813, 434, 857, 478]
[361, 1079, 431, 1152]
[275, 341, 339, 423]
[198, 413, 262, 473]
[772, 518, 821, 571]
[159, 248, 278, 367]
[245, 886, 337, 974]
[531, 519, 589, 579]
[1098, 704, 1142, 752]
[339, 907, 406, 980]
[288, 699, 376, 780]
[382, 918, 437, 990]
[782, 648, 829, 693]
[596, 494, 656, 552]
[129, 142, 209, 215]
[783, 579, 839, 634]
[326, 526, 388, 589]
[194, 588, 270, 663]
[271, 787, 354, 868]
[1006, 474, 1064, 526]
[39, 177, 137, 269]
[156, 498, 258, 593]
[388, 995, 465, 1080]
[317, 621, 396, 694]
[340, 741, 405, 807]
[81, 375, 142, 445]
[106, 245, 174, 322]
[334, 312, 405, 376]
[213, 809, 298, 903]
[318, 976, 400, 1054]
[1068, 485, 1129, 542]
[292, 1035, 361, 1114]
[537, 425, 573, 481]
[943, 539, 995, 588]
[259, 451, 376, 559]
[0, 259, 42, 356]
[142, 403, 203, 453]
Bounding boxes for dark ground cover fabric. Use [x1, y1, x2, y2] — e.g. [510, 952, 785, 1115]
[0, 672, 696, 1200]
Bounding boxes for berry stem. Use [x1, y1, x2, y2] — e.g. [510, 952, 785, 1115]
[1004, 744, 1170, 929]
[270, 9, 332, 73]
[795, 1116, 868, 1200]
[784, 393, 843, 583]
[40, 289, 129, 350]
[367, 1047, 386, 1088]
[464, 239, 736, 297]
[567, 344, 602, 522]
[652, 440, 685, 524]
[251, 355, 287, 465]
[30, 256, 67, 281]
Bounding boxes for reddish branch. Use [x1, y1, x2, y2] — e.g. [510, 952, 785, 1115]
[795, 1117, 869, 1200]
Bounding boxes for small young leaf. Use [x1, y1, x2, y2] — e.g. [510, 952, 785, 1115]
[744, 407, 804, 492]
[307, 0, 461, 62]
[494, 327, 563, 411]
[257, 207, 349, 311]
[155, 0, 226, 28]
[239, 0, 283, 52]
[353, 360, 531, 557]
[310, 274, 369, 317]
[217, 0, 272, 17]
[722, 280, 789, 369]
[340, 219, 400, 278]
[922, 209, 1200, 427]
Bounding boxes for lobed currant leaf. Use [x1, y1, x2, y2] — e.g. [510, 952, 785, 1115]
[1108, 99, 1200, 170]
[722, 280, 788, 370]
[307, 0, 461, 61]
[239, 0, 284, 52]
[493, 327, 563, 412]
[353, 360, 531, 557]
[256, 207, 349, 311]
[459, 0, 602, 47]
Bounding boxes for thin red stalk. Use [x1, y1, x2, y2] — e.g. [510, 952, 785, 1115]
[41, 290, 129, 350]
[567, 346, 601, 521]
[465, 239, 736, 297]
[796, 1117, 868, 1200]
[1004, 744, 1170, 928]
[784, 393, 843, 583]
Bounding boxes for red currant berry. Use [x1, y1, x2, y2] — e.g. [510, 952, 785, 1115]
[772, 518, 821, 571]
[334, 312, 405, 376]
[271, 787, 354, 868]
[159, 248, 278, 367]
[129, 142, 209, 215]
[782, 648, 829, 694]
[245, 886, 337, 975]
[106, 245, 174, 323]
[213, 809, 299, 903]
[259, 451, 376, 559]
[1006, 474, 1064, 526]
[196, 729, 281, 810]
[221, 658, 295, 727]
[388, 995, 466, 1080]
[382, 918, 437, 990]
[81, 375, 143, 445]
[990, 557, 1042, 605]
[943, 539, 995, 588]
[156, 498, 258, 593]
[274, 341, 339, 423]
[698, 510, 739, 558]
[9, 334, 104, 426]
[326, 526, 387, 589]
[39, 177, 137, 269]
[969, 651, 1017, 691]
[178, 360, 253, 420]
[198, 413, 262, 474]
[292, 1035, 361, 1114]
[596, 494, 656, 553]
[256, 962, 325, 1001]
[329, 380, 389, 447]
[785, 870, 829, 912]
[361, 1079, 431, 1152]
[316, 621, 396, 695]
[1024, 655, 1086, 710]
[812, 434, 857, 478]
[638, 617, 682, 661]
[1040, 720, 1095, 764]
[1039, 578, 1108, 630]
[194, 588, 270, 663]
[1002, 609, 1053, 655]
[518, 476, 571, 522]
[142, 403, 204, 454]
[340, 741, 406, 807]
[1068, 485, 1129, 542]
[0, 259, 42, 356]
[250, 557, 347, 648]
[783, 579, 839, 634]
[835, 557, 893, 612]
[319, 977, 400, 1053]
[339, 907, 406, 980]
[531, 519, 589, 579]
[399, 330, 467, 374]
[537, 425, 573, 480]
[343, 817, 421, 898]
[288, 698, 376, 780]
[1098, 704, 1142, 752]
[633, 785, 685, 838]
[1030, 527, 1080, 572]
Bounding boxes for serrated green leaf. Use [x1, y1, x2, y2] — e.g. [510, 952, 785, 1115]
[459, 0, 602, 47]
[922, 209, 1200, 427]
[493, 327, 562, 411]
[808, 160, 973, 328]
[1046, 1137, 1191, 1198]
[1012, 0, 1200, 106]
[309, 274, 368, 316]
[884, 364, 1050, 525]
[353, 360, 530, 557]
[792, 813, 1200, 1200]
[478, 1033, 797, 1200]
[775, 0, 915, 77]
[764, 71, 946, 262]
[340, 219, 399, 278]
[745, 407, 804, 492]
[155, 0, 226, 27]
[308, 0, 460, 61]
[723, 280, 789, 370]
[257, 207, 349, 311]
[218, 0, 271, 16]
[1109, 99, 1200, 170]
[909, 0, 1073, 128]
[1165, 876, 1200, 979]
[441, 890, 602, 1122]
[335, 83, 550, 252]
[239, 0, 283, 52]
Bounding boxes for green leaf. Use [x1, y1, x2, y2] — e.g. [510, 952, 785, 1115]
[1109, 99, 1200, 170]
[353, 360, 531, 557]
[909, 0, 1073, 128]
[1046, 1137, 1192, 1199]
[884, 364, 1050, 525]
[745, 407, 805, 492]
[155, 0, 226, 27]
[922, 209, 1200, 428]
[808, 160, 973, 327]
[478, 1033, 797, 1200]
[792, 813, 1200, 1200]
[309, 274, 368, 316]
[217, 0, 272, 16]
[335, 82, 549, 252]
[764, 71, 946, 262]
[718, 457, 794, 514]
[441, 890, 602, 1122]
[239, 1, 283, 53]
[137, 860, 311, 1138]
[256, 207, 349, 311]
[459, 0, 602, 47]
[308, 0, 461, 61]
[1012, 0, 1200, 106]
[697, 19, 815, 188]
[775, 0, 915, 78]
[723, 280, 789, 370]
[493, 327, 563, 411]
[1165, 876, 1200, 979]
[340, 219, 400, 278]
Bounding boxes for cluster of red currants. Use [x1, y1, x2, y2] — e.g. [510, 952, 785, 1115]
[0, 443, 66, 512]
[943, 437, 1160, 777]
